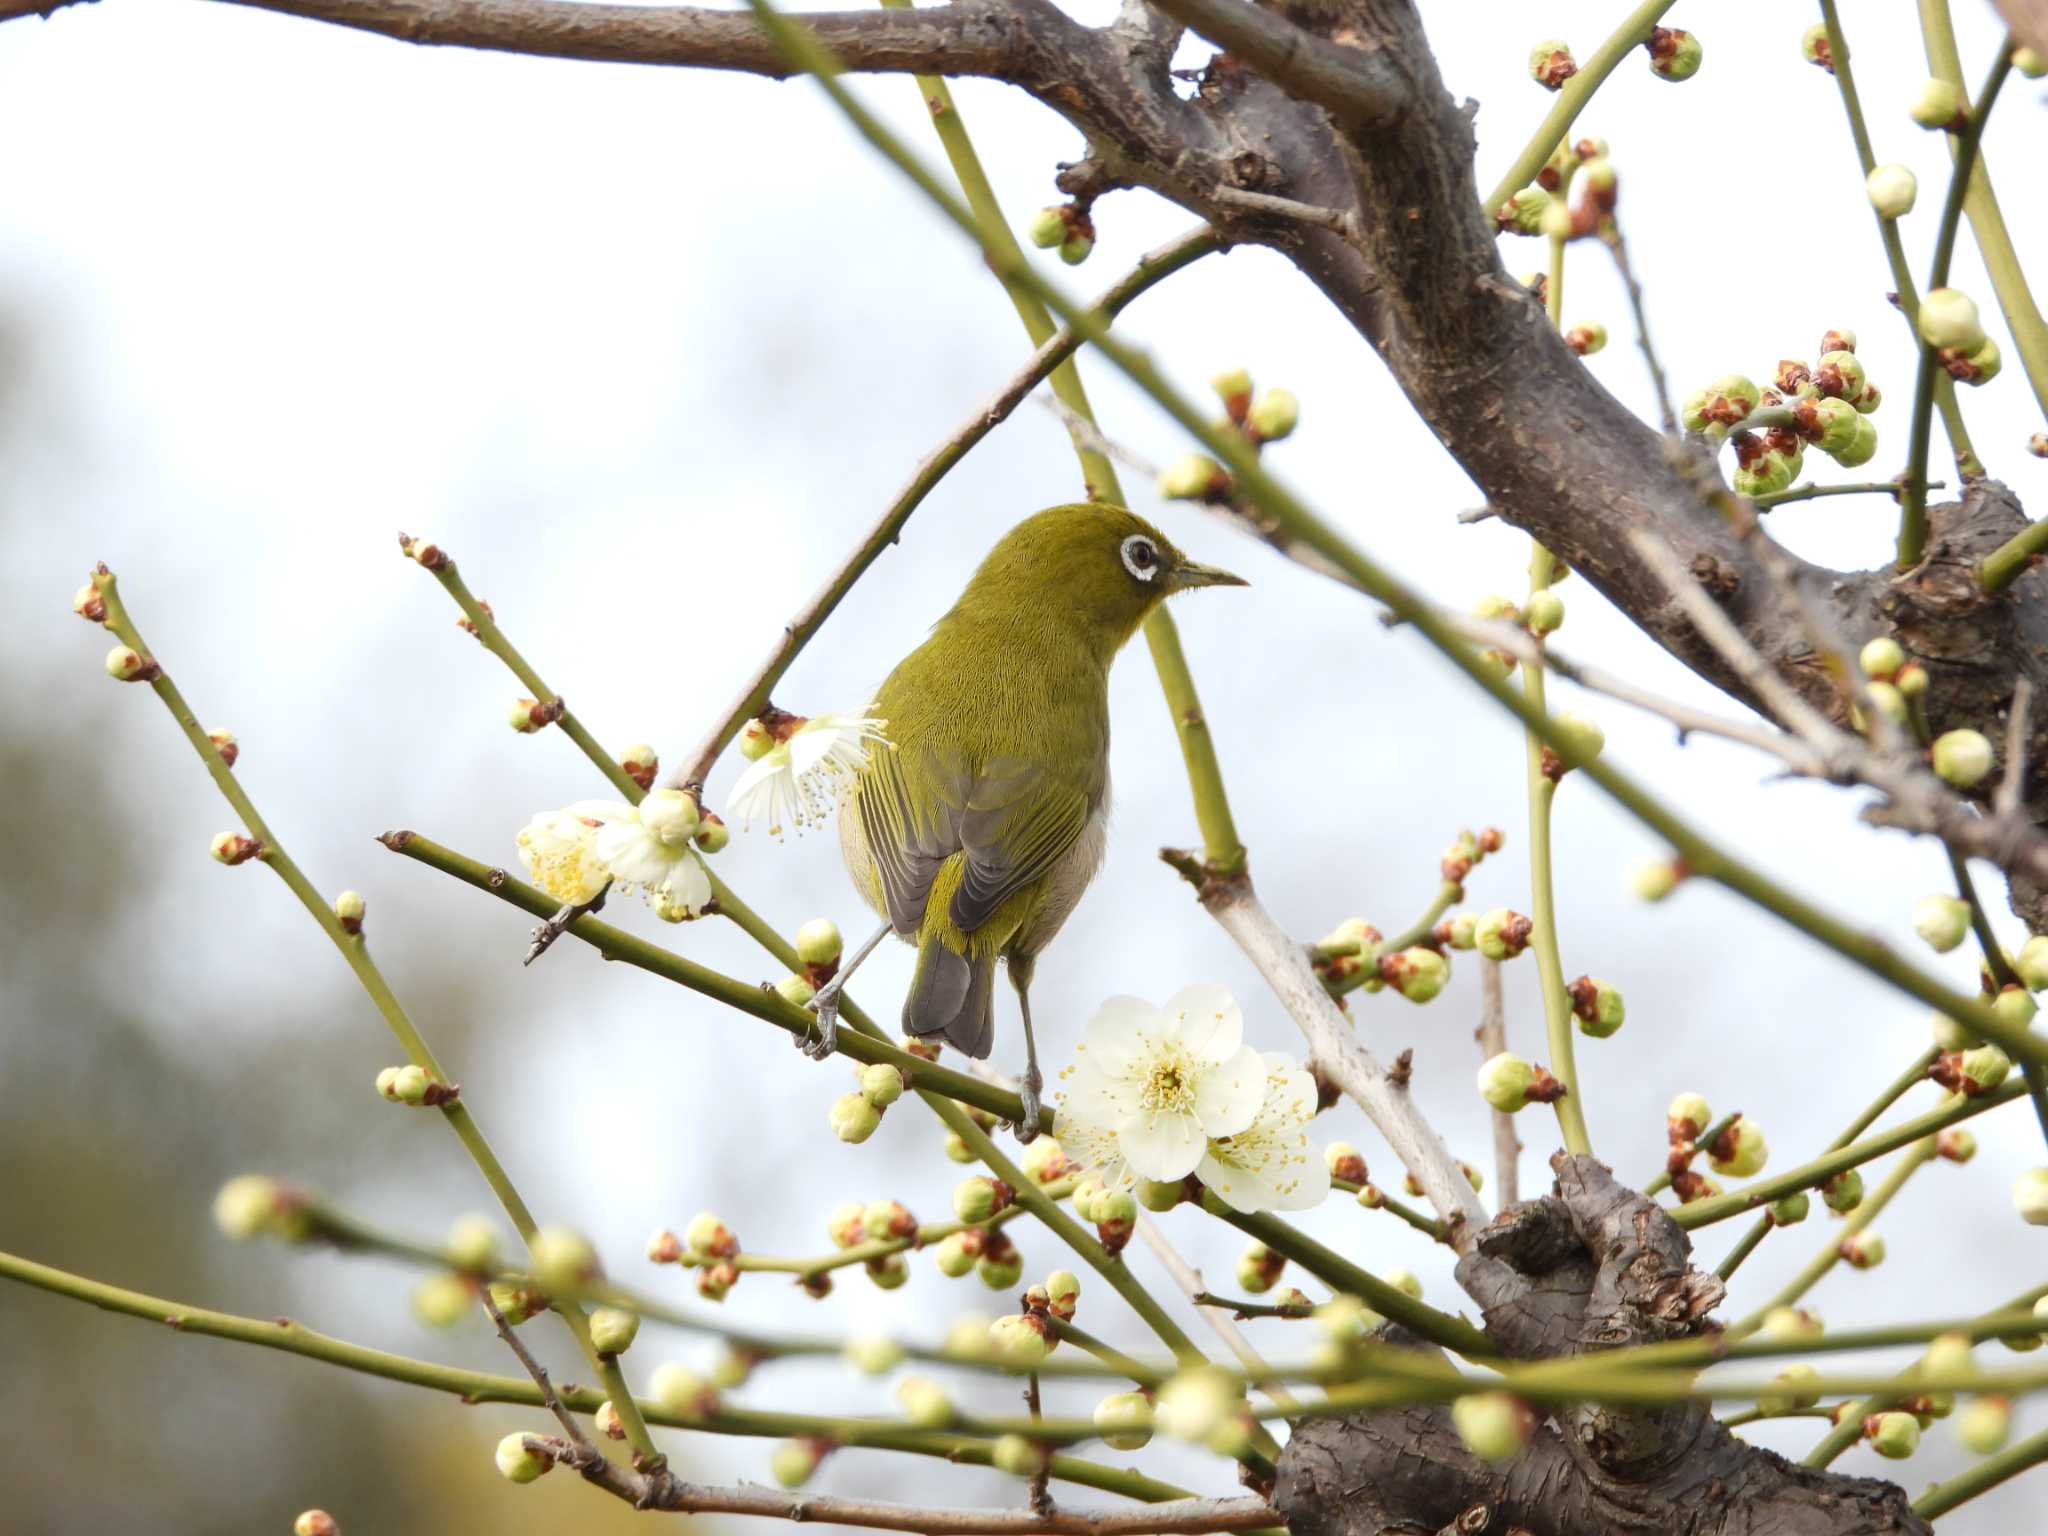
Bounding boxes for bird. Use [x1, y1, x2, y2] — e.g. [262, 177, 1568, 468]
[818, 503, 1246, 1139]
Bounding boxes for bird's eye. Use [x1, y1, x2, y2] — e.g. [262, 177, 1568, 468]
[1120, 535, 1160, 582]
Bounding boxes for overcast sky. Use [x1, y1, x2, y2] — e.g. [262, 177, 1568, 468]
[3, 2, 2045, 1531]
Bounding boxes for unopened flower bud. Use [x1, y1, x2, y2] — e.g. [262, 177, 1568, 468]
[1135, 1177, 1184, 1212]
[1475, 908, 1532, 960]
[1564, 322, 1607, 357]
[1495, 187, 1553, 236]
[932, 1232, 979, 1278]
[1058, 234, 1093, 266]
[1931, 1126, 1977, 1165]
[859, 1199, 912, 1242]
[736, 718, 776, 761]
[1710, 1118, 1769, 1177]
[1550, 711, 1604, 768]
[2014, 935, 2048, 992]
[507, 698, 545, 733]
[1211, 367, 1253, 409]
[1045, 1269, 1081, 1320]
[691, 811, 729, 853]
[896, 1375, 954, 1428]
[73, 581, 107, 624]
[992, 1433, 1048, 1479]
[1381, 945, 1449, 1003]
[1668, 1092, 1712, 1137]
[1566, 975, 1625, 1038]
[210, 831, 262, 866]
[213, 1174, 304, 1241]
[976, 1247, 1022, 1290]
[1020, 1135, 1072, 1184]
[1158, 454, 1226, 502]
[990, 1312, 1053, 1365]
[1801, 23, 1833, 70]
[1866, 164, 1917, 219]
[1829, 412, 1879, 468]
[1909, 77, 1964, 130]
[953, 1176, 1013, 1224]
[582, 1305, 638, 1355]
[1629, 858, 1684, 902]
[1760, 1363, 1823, 1415]
[411, 1270, 472, 1328]
[1961, 1043, 2013, 1093]
[1823, 1169, 1865, 1214]
[2014, 1167, 2048, 1225]
[1867, 1410, 1921, 1458]
[1919, 288, 1985, 351]
[830, 1091, 881, 1143]
[376, 1063, 431, 1105]
[859, 1061, 905, 1109]
[1957, 1395, 2012, 1453]
[532, 1226, 600, 1296]
[844, 1333, 905, 1377]
[650, 1362, 719, 1418]
[105, 644, 158, 682]
[1854, 681, 1905, 734]
[1094, 1389, 1154, 1450]
[771, 1438, 826, 1488]
[1529, 39, 1576, 89]
[1092, 1185, 1136, 1229]
[1840, 1230, 1885, 1269]
[1764, 1306, 1825, 1341]
[1524, 590, 1565, 635]
[1856, 637, 1904, 683]
[1027, 206, 1068, 249]
[2017, 46, 2048, 79]
[1996, 986, 2038, 1032]
[1924, 730, 1996, 794]
[1538, 199, 1573, 242]
[1646, 26, 1701, 80]
[646, 1228, 684, 1265]
[486, 1279, 545, 1325]
[1452, 1391, 1532, 1461]
[1478, 1052, 1537, 1113]
[1443, 912, 1478, 950]
[594, 1399, 626, 1440]
[1236, 1240, 1286, 1293]
[1770, 1192, 1810, 1226]
[794, 918, 843, 968]
[1248, 389, 1299, 443]
[495, 1432, 553, 1483]
[293, 1511, 339, 1536]
[1325, 1142, 1367, 1184]
[1948, 334, 2002, 385]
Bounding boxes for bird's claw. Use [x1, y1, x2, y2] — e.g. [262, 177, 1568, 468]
[798, 985, 842, 1060]
[1015, 1069, 1043, 1144]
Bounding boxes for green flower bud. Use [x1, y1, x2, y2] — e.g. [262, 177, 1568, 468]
[1045, 1269, 1081, 1320]
[1019, 1135, 1072, 1184]
[1495, 187, 1553, 235]
[830, 1092, 883, 1143]
[1537, 199, 1573, 242]
[1918, 288, 1985, 351]
[1800, 396, 1862, 458]
[942, 1130, 977, 1163]
[1709, 1119, 1769, 1178]
[686, 1212, 739, 1258]
[589, 1305, 640, 1354]
[977, 1248, 1023, 1290]
[1383, 1268, 1423, 1300]
[1810, 350, 1867, 403]
[2016, 46, 2048, 80]
[1962, 1043, 2012, 1093]
[1094, 1389, 1155, 1450]
[1471, 593, 1520, 623]
[1760, 1363, 1823, 1415]
[1854, 381, 1882, 414]
[1026, 206, 1068, 249]
[333, 888, 365, 934]
[104, 644, 156, 681]
[1957, 1395, 2012, 1452]
[794, 918, 843, 967]
[1770, 1192, 1810, 1226]
[771, 1438, 825, 1489]
[210, 831, 262, 866]
[1323, 1143, 1366, 1185]
[1937, 1127, 1978, 1163]
[1157, 454, 1226, 502]
[1866, 164, 1917, 219]
[693, 811, 729, 853]
[639, 787, 700, 847]
[293, 1511, 340, 1536]
[1801, 23, 1833, 70]
[1156, 1366, 1241, 1444]
[2015, 935, 2048, 991]
[1913, 895, 1971, 953]
[862, 1199, 915, 1242]
[377, 1064, 431, 1105]
[897, 1375, 955, 1427]
[1069, 1176, 1106, 1224]
[1551, 710, 1605, 767]
[1839, 1230, 1885, 1269]
[1385, 945, 1449, 1003]
[1058, 234, 1094, 266]
[1629, 858, 1684, 902]
[650, 1362, 719, 1418]
[1856, 681, 1906, 732]
[1475, 908, 1532, 960]
[1949, 334, 2001, 385]
[1524, 590, 1565, 633]
[1529, 39, 1577, 89]
[1668, 1093, 1712, 1135]
[1833, 413, 1879, 468]
[933, 1232, 979, 1278]
[1477, 1052, 1537, 1113]
[991, 1433, 1048, 1479]
[1452, 1391, 1532, 1461]
[822, 1202, 867, 1249]
[1564, 322, 1607, 357]
[1858, 636, 1905, 681]
[1314, 1294, 1378, 1345]
[1763, 1306, 1824, 1341]
[1568, 975, 1625, 1038]
[532, 1226, 600, 1297]
[1869, 1410, 1921, 1459]
[487, 1280, 545, 1326]
[990, 1312, 1053, 1365]
[1647, 26, 1702, 81]
[942, 1311, 995, 1357]
[953, 1175, 1012, 1224]
[2014, 1167, 2048, 1225]
[1996, 985, 2038, 1031]
[774, 973, 816, 1009]
[1135, 1178, 1184, 1212]
[1823, 1169, 1865, 1214]
[1211, 367, 1253, 404]
[711, 1346, 757, 1389]
[1445, 911, 1479, 949]
[844, 1334, 905, 1376]
[1236, 1240, 1285, 1294]
[859, 1061, 905, 1108]
[495, 1433, 553, 1483]
[411, 1271, 472, 1329]
[1248, 389, 1299, 443]
[1909, 77, 1963, 129]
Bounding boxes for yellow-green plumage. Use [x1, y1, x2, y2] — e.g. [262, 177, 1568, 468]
[839, 504, 1244, 1106]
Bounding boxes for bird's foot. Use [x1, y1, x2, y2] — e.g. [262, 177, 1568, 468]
[1015, 1066, 1043, 1144]
[799, 982, 843, 1060]
[524, 886, 607, 966]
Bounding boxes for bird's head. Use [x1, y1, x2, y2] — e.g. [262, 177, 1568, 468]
[954, 504, 1246, 653]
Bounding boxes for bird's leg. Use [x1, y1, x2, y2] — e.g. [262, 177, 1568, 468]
[801, 921, 892, 1060]
[1015, 981, 1044, 1143]
[524, 883, 609, 966]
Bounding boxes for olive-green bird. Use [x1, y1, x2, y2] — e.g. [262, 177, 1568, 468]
[818, 503, 1245, 1138]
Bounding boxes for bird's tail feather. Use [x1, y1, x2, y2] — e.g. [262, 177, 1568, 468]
[903, 939, 997, 1059]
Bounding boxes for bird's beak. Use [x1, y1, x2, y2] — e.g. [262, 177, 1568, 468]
[1171, 559, 1249, 591]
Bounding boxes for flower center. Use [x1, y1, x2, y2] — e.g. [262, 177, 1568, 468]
[1138, 1051, 1197, 1114]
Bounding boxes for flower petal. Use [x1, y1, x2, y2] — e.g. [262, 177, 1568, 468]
[1080, 995, 1159, 1078]
[1193, 1044, 1266, 1139]
[1119, 1108, 1205, 1182]
[1164, 984, 1242, 1062]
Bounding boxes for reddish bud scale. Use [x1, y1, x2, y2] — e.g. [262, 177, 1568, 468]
[398, 532, 450, 570]
[1330, 1153, 1368, 1185]
[698, 1260, 740, 1301]
[1930, 1052, 2001, 1096]
[647, 1230, 684, 1264]
[1666, 1143, 1698, 1177]
[1670, 1169, 1713, 1202]
[208, 731, 240, 769]
[1096, 1215, 1133, 1254]
[1476, 827, 1504, 854]
[1532, 47, 1577, 91]
[1707, 1116, 1747, 1164]
[902, 1038, 942, 1063]
[1762, 426, 1801, 458]
[1819, 330, 1856, 357]
[1777, 361, 1812, 395]
[1938, 346, 1990, 383]
[1540, 746, 1565, 782]
[420, 1080, 463, 1107]
[75, 588, 107, 624]
[1808, 36, 1834, 72]
[1245, 1245, 1286, 1291]
[1564, 325, 1600, 357]
[212, 833, 264, 866]
[624, 762, 657, 793]
[800, 1272, 834, 1299]
[1523, 1066, 1567, 1104]
[981, 1227, 1018, 1264]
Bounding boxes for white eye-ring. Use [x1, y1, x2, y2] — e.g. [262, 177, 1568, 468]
[1121, 534, 1161, 582]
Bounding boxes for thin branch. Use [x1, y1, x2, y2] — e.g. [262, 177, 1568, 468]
[206, 0, 1056, 81]
[1132, 1211, 1295, 1409]
[1140, 0, 1409, 125]
[480, 1285, 591, 1449]
[1599, 223, 1677, 435]
[1210, 186, 1362, 242]
[1915, 1424, 2048, 1518]
[1998, 678, 2034, 822]
[1474, 957, 1519, 1208]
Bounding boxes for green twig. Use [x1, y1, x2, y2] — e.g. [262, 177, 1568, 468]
[1753, 480, 1923, 509]
[1915, 1425, 2048, 1517]
[1736, 1137, 1936, 1330]
[1978, 516, 2048, 593]
[1896, 40, 2012, 568]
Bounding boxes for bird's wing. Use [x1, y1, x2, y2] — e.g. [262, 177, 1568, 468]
[950, 755, 1093, 935]
[855, 748, 1093, 938]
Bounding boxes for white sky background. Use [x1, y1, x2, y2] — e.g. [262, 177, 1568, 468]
[3, 1, 2047, 1530]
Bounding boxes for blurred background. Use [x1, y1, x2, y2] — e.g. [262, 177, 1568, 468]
[2, 1, 2044, 1530]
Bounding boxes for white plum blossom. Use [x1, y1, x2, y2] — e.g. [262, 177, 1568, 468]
[596, 800, 714, 921]
[1197, 1052, 1329, 1212]
[1055, 985, 1267, 1189]
[727, 710, 890, 835]
[515, 802, 629, 905]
